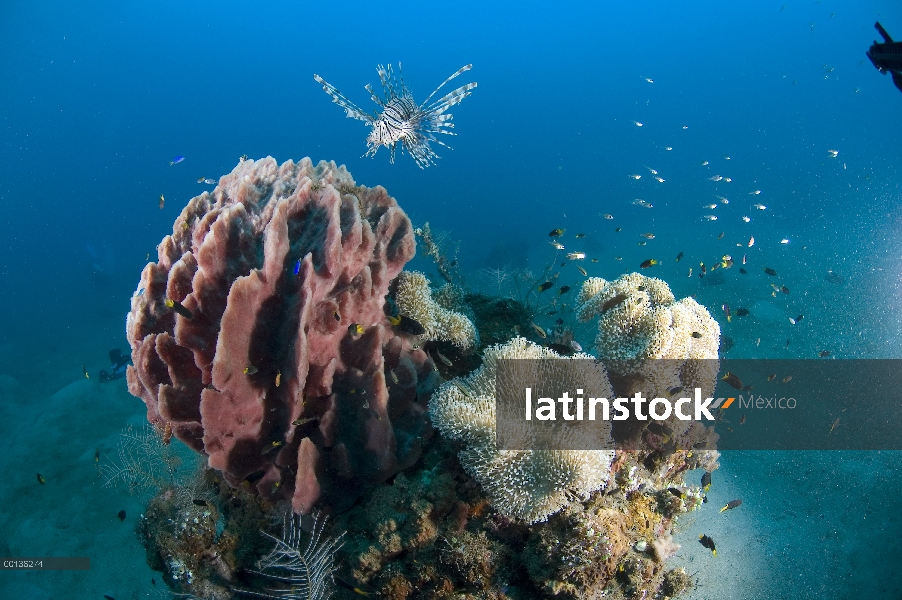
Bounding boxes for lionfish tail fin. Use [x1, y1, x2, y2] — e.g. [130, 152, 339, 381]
[314, 74, 374, 124]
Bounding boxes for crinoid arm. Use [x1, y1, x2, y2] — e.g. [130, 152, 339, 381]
[313, 74, 374, 125]
[237, 511, 345, 600]
[97, 423, 178, 494]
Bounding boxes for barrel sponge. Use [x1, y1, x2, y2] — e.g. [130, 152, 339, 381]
[393, 271, 478, 350]
[429, 336, 615, 524]
[575, 273, 718, 367]
[124, 156, 434, 515]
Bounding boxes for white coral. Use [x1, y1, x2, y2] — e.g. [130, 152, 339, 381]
[429, 337, 615, 524]
[576, 276, 608, 306]
[394, 271, 478, 350]
[575, 273, 719, 366]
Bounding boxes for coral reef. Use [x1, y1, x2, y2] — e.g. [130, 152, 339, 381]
[330, 274, 721, 598]
[107, 413, 346, 599]
[331, 438, 518, 599]
[140, 480, 234, 598]
[520, 491, 690, 599]
[139, 462, 348, 599]
[123, 158, 723, 599]
[392, 271, 479, 351]
[464, 294, 533, 351]
[330, 433, 704, 600]
[126, 157, 437, 514]
[429, 336, 615, 524]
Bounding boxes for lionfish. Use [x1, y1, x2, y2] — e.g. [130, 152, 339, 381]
[313, 63, 476, 169]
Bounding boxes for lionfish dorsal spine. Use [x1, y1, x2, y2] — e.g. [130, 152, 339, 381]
[376, 64, 397, 101]
[364, 83, 385, 107]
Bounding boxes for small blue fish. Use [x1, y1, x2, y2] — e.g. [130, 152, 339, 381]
[203, 178, 216, 185]
[170, 156, 185, 166]
[294, 259, 301, 275]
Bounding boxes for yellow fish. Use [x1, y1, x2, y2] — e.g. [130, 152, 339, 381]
[261, 440, 283, 455]
[164, 298, 193, 319]
[337, 577, 372, 596]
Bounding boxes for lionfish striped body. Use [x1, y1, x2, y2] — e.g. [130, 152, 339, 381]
[313, 64, 476, 168]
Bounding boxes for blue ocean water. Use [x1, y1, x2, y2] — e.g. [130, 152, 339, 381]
[1, 0, 901, 598]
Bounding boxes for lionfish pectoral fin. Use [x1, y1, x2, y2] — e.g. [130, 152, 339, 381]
[313, 74, 375, 124]
[428, 114, 457, 133]
[423, 82, 478, 116]
[419, 64, 474, 109]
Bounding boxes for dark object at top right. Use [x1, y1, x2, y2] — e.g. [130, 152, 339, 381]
[867, 22, 902, 94]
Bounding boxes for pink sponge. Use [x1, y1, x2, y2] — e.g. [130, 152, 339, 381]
[126, 157, 435, 513]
